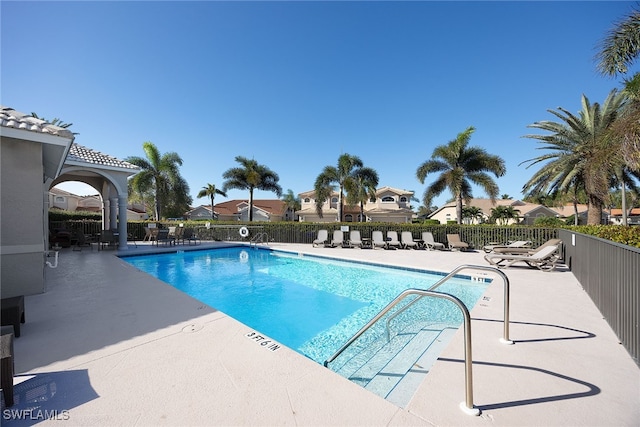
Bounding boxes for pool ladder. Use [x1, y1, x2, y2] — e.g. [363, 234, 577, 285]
[323, 264, 512, 416]
[249, 232, 270, 248]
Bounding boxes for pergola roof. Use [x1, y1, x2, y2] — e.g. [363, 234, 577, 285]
[66, 143, 139, 171]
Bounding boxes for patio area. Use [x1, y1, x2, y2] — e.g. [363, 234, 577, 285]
[2, 241, 639, 426]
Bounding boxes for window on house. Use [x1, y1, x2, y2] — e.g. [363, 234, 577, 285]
[331, 197, 338, 203]
[381, 196, 394, 202]
[55, 196, 65, 202]
[345, 214, 353, 222]
[304, 198, 310, 203]
[399, 196, 408, 203]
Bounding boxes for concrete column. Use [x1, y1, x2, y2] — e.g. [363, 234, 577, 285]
[102, 198, 110, 230]
[109, 197, 118, 231]
[118, 195, 128, 250]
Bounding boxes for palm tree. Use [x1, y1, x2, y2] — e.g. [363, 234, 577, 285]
[461, 206, 483, 224]
[126, 142, 190, 220]
[345, 167, 379, 222]
[595, 6, 640, 76]
[314, 153, 371, 221]
[30, 113, 78, 135]
[222, 156, 282, 221]
[520, 90, 628, 224]
[490, 206, 520, 225]
[281, 189, 301, 221]
[197, 183, 227, 220]
[596, 6, 640, 172]
[416, 126, 506, 225]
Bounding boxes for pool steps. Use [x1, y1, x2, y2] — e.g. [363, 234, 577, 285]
[331, 321, 458, 406]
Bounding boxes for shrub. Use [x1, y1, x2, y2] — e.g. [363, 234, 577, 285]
[49, 209, 101, 221]
[567, 225, 640, 248]
[534, 216, 565, 227]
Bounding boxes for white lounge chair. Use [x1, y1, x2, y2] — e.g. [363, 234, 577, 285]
[386, 231, 402, 249]
[349, 230, 363, 248]
[327, 230, 346, 248]
[447, 233, 470, 251]
[492, 238, 562, 255]
[400, 231, 419, 249]
[371, 231, 387, 249]
[484, 244, 562, 271]
[422, 232, 445, 251]
[483, 240, 532, 253]
[312, 230, 328, 247]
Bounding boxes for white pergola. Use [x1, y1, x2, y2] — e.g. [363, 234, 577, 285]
[51, 143, 140, 250]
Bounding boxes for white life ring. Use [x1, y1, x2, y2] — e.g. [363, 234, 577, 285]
[239, 226, 249, 238]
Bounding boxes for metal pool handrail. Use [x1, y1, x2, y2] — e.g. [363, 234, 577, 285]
[324, 289, 480, 416]
[385, 264, 513, 345]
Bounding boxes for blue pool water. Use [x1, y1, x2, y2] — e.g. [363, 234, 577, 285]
[123, 247, 489, 363]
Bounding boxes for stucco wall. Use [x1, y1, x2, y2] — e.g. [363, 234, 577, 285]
[1, 138, 46, 296]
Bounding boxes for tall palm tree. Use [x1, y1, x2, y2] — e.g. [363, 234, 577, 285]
[520, 90, 628, 224]
[314, 154, 372, 221]
[281, 189, 301, 221]
[197, 183, 227, 220]
[126, 142, 190, 220]
[345, 167, 379, 222]
[596, 6, 640, 76]
[222, 156, 282, 221]
[416, 126, 506, 225]
[596, 6, 640, 172]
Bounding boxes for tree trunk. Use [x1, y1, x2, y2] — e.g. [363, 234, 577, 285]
[587, 195, 603, 225]
[573, 200, 579, 226]
[621, 180, 628, 226]
[456, 193, 463, 225]
[338, 187, 344, 222]
[249, 188, 254, 222]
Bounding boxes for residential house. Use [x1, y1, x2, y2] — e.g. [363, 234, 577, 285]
[609, 208, 640, 225]
[187, 200, 289, 222]
[548, 203, 589, 225]
[49, 187, 149, 220]
[296, 186, 414, 223]
[428, 198, 560, 225]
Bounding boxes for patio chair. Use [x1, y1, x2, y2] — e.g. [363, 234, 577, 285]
[182, 228, 200, 245]
[154, 229, 175, 246]
[400, 231, 420, 249]
[422, 232, 445, 251]
[143, 223, 157, 241]
[484, 243, 562, 271]
[1, 326, 15, 407]
[492, 238, 562, 255]
[327, 230, 346, 248]
[371, 231, 387, 249]
[348, 230, 364, 248]
[446, 234, 470, 251]
[386, 231, 402, 249]
[483, 240, 532, 253]
[99, 230, 118, 250]
[312, 230, 329, 247]
[72, 228, 93, 251]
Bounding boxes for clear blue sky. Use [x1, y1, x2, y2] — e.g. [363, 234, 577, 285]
[2, 1, 636, 209]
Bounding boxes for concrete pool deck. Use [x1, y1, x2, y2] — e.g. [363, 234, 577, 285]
[3, 241, 639, 426]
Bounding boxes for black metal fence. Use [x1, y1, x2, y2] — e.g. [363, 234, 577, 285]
[50, 220, 559, 248]
[559, 229, 640, 366]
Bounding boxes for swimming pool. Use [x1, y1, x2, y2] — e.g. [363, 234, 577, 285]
[122, 247, 489, 364]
